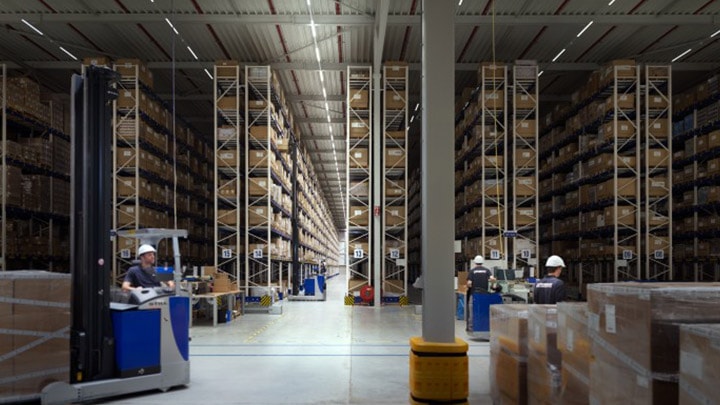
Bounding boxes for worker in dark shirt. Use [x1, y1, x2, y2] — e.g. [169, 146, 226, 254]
[467, 255, 502, 293]
[533, 255, 566, 304]
[122, 244, 175, 291]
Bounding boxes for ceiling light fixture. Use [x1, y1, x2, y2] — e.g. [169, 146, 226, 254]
[327, 115, 331, 123]
[21, 19, 44, 36]
[552, 48, 566, 62]
[577, 21, 593, 38]
[711, 29, 720, 38]
[325, 102, 329, 110]
[538, 70, 544, 77]
[319, 70, 324, 82]
[323, 88, 327, 99]
[414, 103, 420, 111]
[458, 0, 464, 5]
[187, 46, 198, 60]
[59, 46, 78, 61]
[608, 0, 616, 5]
[311, 23, 317, 39]
[315, 47, 321, 63]
[165, 18, 179, 35]
[329, 126, 333, 133]
[204, 68, 213, 80]
[671, 48, 692, 62]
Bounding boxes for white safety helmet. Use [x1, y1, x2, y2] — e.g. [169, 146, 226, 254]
[545, 255, 566, 268]
[137, 244, 157, 258]
[473, 255, 484, 264]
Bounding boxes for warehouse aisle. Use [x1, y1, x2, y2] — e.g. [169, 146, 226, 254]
[102, 271, 493, 404]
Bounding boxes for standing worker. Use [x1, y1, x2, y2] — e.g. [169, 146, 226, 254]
[122, 244, 175, 291]
[534, 255, 566, 304]
[467, 255, 501, 294]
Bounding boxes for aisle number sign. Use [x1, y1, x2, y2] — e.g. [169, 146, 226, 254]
[654, 250, 664, 260]
[622, 250, 633, 260]
[490, 249, 501, 260]
[354, 248, 364, 259]
[120, 249, 131, 259]
[390, 248, 400, 259]
[520, 249, 531, 259]
[253, 249, 264, 259]
[221, 249, 232, 259]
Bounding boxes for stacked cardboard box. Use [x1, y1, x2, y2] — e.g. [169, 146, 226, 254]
[588, 283, 720, 404]
[0, 271, 70, 401]
[528, 305, 562, 405]
[490, 304, 530, 404]
[557, 302, 590, 405]
[679, 324, 720, 404]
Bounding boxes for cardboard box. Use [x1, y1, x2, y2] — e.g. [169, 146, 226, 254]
[515, 93, 536, 110]
[349, 148, 369, 168]
[350, 181, 369, 197]
[248, 206, 269, 226]
[350, 118, 369, 139]
[515, 207, 535, 226]
[384, 61, 407, 78]
[385, 130, 405, 140]
[385, 206, 405, 226]
[516, 120, 537, 138]
[515, 149, 536, 168]
[247, 99, 269, 110]
[515, 177, 536, 197]
[385, 180, 404, 197]
[490, 347, 528, 405]
[385, 148, 405, 168]
[347, 239, 369, 256]
[648, 94, 669, 109]
[349, 206, 369, 226]
[214, 60, 239, 77]
[248, 177, 269, 196]
[385, 91, 405, 110]
[349, 89, 369, 109]
[646, 148, 670, 168]
[216, 149, 238, 168]
[248, 149, 270, 168]
[557, 303, 590, 405]
[217, 209, 239, 226]
[249, 125, 276, 141]
[647, 119, 669, 138]
[587, 282, 720, 372]
[482, 89, 505, 110]
[490, 304, 530, 357]
[679, 324, 720, 405]
[83, 56, 112, 66]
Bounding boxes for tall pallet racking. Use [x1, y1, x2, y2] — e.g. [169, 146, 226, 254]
[382, 63, 408, 303]
[0, 65, 71, 272]
[644, 65, 673, 280]
[214, 61, 244, 281]
[244, 65, 292, 301]
[346, 66, 373, 300]
[511, 62, 539, 275]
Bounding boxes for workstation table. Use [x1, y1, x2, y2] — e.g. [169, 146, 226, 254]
[191, 290, 244, 327]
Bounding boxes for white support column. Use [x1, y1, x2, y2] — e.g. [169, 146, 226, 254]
[421, 0, 455, 343]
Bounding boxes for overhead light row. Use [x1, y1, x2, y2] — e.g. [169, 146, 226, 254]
[21, 19, 78, 60]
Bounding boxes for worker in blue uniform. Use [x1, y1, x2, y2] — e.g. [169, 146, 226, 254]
[533, 255, 566, 304]
[122, 244, 175, 291]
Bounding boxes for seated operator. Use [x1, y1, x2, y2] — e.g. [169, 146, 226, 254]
[122, 244, 175, 291]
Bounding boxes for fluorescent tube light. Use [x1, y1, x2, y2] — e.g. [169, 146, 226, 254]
[577, 21, 593, 38]
[21, 19, 43, 36]
[671, 48, 692, 62]
[59, 46, 78, 60]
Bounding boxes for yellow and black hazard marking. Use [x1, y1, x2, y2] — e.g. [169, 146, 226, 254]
[399, 296, 409, 306]
[260, 295, 272, 306]
[344, 295, 355, 305]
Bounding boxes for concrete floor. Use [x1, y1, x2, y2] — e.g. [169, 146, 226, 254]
[102, 272, 494, 404]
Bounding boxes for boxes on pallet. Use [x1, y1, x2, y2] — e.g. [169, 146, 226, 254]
[515, 149, 536, 168]
[385, 148, 406, 168]
[214, 60, 239, 77]
[482, 89, 505, 110]
[0, 271, 71, 400]
[515, 207, 535, 226]
[115, 58, 154, 88]
[349, 148, 369, 168]
[385, 180, 404, 197]
[350, 118, 369, 138]
[516, 119, 536, 138]
[679, 324, 720, 405]
[587, 283, 720, 405]
[384, 61, 407, 78]
[349, 206, 369, 226]
[384, 91, 405, 110]
[83, 56, 112, 66]
[248, 149, 270, 168]
[216, 149, 238, 168]
[490, 304, 530, 404]
[349, 89, 369, 109]
[247, 206, 269, 226]
[248, 177, 269, 197]
[557, 303, 590, 405]
[515, 177, 536, 197]
[515, 93, 536, 109]
[528, 305, 562, 405]
[385, 206, 405, 226]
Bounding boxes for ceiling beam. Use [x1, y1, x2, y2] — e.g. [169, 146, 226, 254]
[7, 13, 720, 26]
[297, 117, 345, 124]
[6, 60, 719, 72]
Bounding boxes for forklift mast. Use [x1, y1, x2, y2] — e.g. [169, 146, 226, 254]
[69, 66, 120, 383]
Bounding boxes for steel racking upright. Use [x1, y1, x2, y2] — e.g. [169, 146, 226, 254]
[244, 65, 291, 302]
[346, 66, 373, 301]
[511, 62, 539, 276]
[644, 65, 673, 280]
[214, 61, 244, 281]
[382, 62, 408, 303]
[477, 63, 508, 265]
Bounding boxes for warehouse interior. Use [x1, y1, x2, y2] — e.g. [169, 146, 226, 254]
[3, 0, 720, 404]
